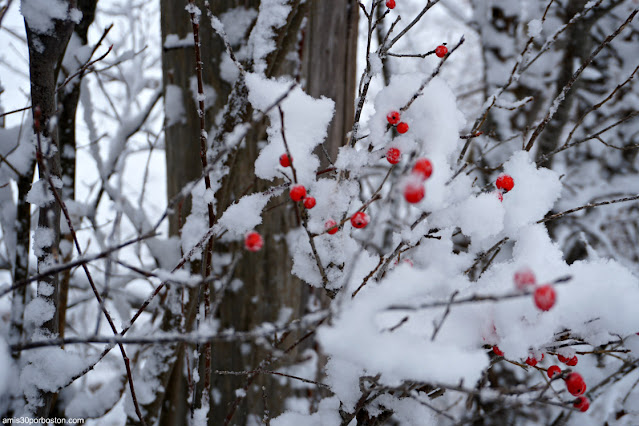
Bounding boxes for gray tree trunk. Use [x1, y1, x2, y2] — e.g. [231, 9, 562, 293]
[24, 0, 76, 416]
[159, 1, 357, 424]
[57, 0, 98, 342]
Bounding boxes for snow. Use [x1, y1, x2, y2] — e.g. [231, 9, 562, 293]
[271, 396, 342, 426]
[2, 0, 639, 424]
[66, 375, 126, 419]
[21, 343, 100, 414]
[20, 0, 73, 35]
[26, 179, 57, 207]
[246, 73, 335, 186]
[220, 7, 258, 46]
[165, 84, 187, 127]
[23, 297, 55, 327]
[185, 3, 201, 24]
[501, 151, 562, 234]
[163, 33, 195, 50]
[247, 0, 292, 74]
[32, 227, 54, 258]
[217, 191, 278, 240]
[456, 192, 505, 240]
[527, 19, 542, 38]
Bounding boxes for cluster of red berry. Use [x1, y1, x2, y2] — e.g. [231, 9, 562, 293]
[322, 211, 370, 236]
[280, 154, 318, 210]
[549, 367, 589, 412]
[489, 270, 589, 413]
[386, 110, 409, 134]
[513, 268, 557, 311]
[491, 348, 590, 412]
[385, 111, 434, 204]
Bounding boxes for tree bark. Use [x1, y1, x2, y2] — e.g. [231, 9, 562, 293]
[57, 0, 98, 342]
[159, 1, 357, 424]
[24, 0, 76, 416]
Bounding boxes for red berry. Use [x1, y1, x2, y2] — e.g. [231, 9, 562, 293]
[351, 211, 370, 229]
[404, 180, 425, 204]
[492, 346, 504, 356]
[534, 284, 556, 311]
[412, 158, 433, 180]
[325, 219, 339, 235]
[514, 268, 536, 291]
[386, 0, 396, 9]
[387, 110, 401, 125]
[244, 231, 263, 252]
[435, 45, 448, 58]
[558, 354, 578, 366]
[303, 196, 316, 209]
[393, 257, 414, 267]
[290, 185, 306, 202]
[496, 174, 515, 192]
[525, 356, 538, 367]
[573, 396, 590, 412]
[279, 153, 292, 167]
[386, 147, 401, 164]
[396, 122, 409, 134]
[547, 365, 561, 379]
[565, 373, 586, 396]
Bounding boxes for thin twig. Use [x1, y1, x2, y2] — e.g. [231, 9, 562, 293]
[538, 194, 639, 224]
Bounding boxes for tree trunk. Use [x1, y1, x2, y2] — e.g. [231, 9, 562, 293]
[57, 0, 98, 342]
[23, 0, 76, 416]
[159, 1, 357, 424]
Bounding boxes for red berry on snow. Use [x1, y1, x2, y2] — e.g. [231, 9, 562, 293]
[279, 153, 292, 167]
[351, 211, 370, 229]
[386, 0, 396, 9]
[547, 365, 562, 379]
[492, 346, 504, 356]
[435, 45, 448, 58]
[525, 356, 538, 367]
[325, 219, 339, 234]
[386, 147, 401, 164]
[514, 268, 536, 291]
[290, 185, 306, 202]
[573, 396, 590, 412]
[412, 158, 433, 180]
[396, 122, 409, 134]
[565, 372, 586, 396]
[393, 257, 414, 268]
[387, 110, 401, 125]
[303, 196, 316, 209]
[404, 180, 425, 204]
[244, 231, 263, 252]
[558, 354, 578, 366]
[534, 284, 556, 311]
[496, 174, 515, 192]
